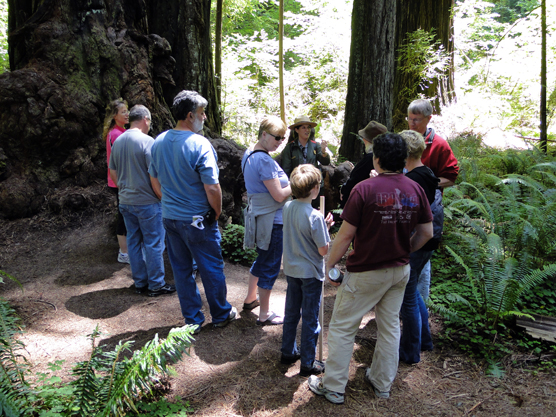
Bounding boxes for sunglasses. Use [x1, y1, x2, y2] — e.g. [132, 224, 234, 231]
[267, 132, 286, 141]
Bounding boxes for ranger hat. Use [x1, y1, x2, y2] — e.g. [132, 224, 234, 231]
[288, 115, 318, 130]
[358, 121, 387, 142]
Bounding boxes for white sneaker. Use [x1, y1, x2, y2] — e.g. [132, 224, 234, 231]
[117, 251, 130, 264]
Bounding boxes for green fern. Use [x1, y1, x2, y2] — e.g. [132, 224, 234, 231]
[70, 324, 196, 417]
[0, 297, 196, 417]
[0, 299, 32, 417]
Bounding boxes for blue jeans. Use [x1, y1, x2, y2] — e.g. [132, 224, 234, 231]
[119, 203, 166, 291]
[417, 257, 432, 301]
[163, 219, 232, 326]
[399, 249, 434, 364]
[250, 224, 283, 290]
[281, 276, 322, 368]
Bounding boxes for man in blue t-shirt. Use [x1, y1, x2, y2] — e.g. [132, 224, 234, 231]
[149, 90, 236, 333]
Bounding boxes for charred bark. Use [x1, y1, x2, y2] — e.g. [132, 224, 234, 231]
[339, 0, 396, 163]
[0, 0, 231, 221]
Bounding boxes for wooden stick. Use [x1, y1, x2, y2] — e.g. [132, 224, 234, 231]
[318, 195, 325, 362]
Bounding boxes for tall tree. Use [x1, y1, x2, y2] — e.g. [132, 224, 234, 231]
[340, 0, 455, 162]
[540, 0, 547, 153]
[392, 0, 455, 131]
[339, 0, 396, 162]
[215, 0, 223, 107]
[279, 0, 285, 123]
[148, 0, 221, 135]
[0, 0, 230, 220]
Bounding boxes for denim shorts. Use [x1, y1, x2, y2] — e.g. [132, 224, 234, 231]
[250, 224, 283, 290]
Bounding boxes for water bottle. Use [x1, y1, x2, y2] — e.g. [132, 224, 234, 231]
[328, 267, 344, 284]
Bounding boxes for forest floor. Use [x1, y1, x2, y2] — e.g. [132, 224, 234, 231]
[1, 207, 555, 417]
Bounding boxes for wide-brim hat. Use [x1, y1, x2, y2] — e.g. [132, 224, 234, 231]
[288, 115, 318, 130]
[358, 121, 387, 142]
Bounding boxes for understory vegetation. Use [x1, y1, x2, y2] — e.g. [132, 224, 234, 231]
[429, 135, 556, 373]
[0, 271, 196, 417]
[2, 0, 556, 414]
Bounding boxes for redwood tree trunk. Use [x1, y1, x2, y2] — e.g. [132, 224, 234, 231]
[148, 0, 221, 136]
[392, 0, 455, 131]
[0, 0, 230, 220]
[339, 0, 396, 163]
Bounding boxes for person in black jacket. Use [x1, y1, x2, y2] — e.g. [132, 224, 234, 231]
[398, 130, 439, 364]
[339, 121, 387, 208]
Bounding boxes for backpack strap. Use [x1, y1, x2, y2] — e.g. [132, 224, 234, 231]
[242, 149, 269, 173]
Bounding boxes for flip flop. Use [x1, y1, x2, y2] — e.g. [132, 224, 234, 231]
[256, 311, 283, 326]
[243, 298, 260, 310]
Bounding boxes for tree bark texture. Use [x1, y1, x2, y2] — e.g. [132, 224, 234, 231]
[392, 0, 455, 131]
[0, 0, 236, 221]
[339, 0, 396, 163]
[148, 0, 221, 135]
[540, 0, 547, 153]
[215, 0, 223, 106]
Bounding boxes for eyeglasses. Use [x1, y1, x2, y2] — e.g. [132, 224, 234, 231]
[406, 116, 424, 124]
[267, 132, 286, 141]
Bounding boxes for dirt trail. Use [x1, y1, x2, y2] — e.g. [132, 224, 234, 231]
[1, 212, 554, 416]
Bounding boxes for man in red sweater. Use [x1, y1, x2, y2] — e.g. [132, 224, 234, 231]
[407, 99, 459, 301]
[407, 99, 459, 188]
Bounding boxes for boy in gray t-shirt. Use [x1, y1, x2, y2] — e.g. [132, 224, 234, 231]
[281, 165, 334, 376]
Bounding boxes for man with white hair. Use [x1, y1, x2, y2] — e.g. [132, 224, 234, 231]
[407, 99, 459, 300]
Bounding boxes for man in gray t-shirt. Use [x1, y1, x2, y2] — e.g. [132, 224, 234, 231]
[109, 105, 175, 297]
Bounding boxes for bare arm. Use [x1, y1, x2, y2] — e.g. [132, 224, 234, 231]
[109, 169, 118, 187]
[150, 176, 162, 199]
[318, 213, 334, 256]
[326, 220, 357, 286]
[204, 183, 222, 220]
[263, 178, 291, 203]
[410, 222, 434, 253]
[438, 177, 455, 188]
[318, 243, 329, 257]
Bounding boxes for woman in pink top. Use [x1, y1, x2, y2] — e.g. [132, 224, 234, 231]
[102, 99, 129, 263]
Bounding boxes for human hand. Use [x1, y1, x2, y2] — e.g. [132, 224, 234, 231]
[325, 212, 335, 230]
[370, 169, 379, 178]
[328, 277, 341, 287]
[321, 139, 328, 151]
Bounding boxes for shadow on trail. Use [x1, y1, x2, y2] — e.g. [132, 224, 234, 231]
[65, 286, 147, 319]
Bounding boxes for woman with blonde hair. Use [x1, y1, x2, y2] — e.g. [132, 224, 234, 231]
[398, 129, 439, 364]
[103, 98, 129, 263]
[242, 115, 291, 325]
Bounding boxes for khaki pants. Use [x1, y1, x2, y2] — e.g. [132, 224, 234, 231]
[323, 264, 410, 393]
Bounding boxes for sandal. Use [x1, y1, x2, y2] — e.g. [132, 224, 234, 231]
[256, 311, 283, 326]
[243, 298, 260, 310]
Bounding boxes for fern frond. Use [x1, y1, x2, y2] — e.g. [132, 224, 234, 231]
[427, 300, 466, 324]
[98, 326, 195, 417]
[71, 326, 104, 415]
[445, 245, 483, 307]
[0, 299, 32, 415]
[0, 271, 23, 290]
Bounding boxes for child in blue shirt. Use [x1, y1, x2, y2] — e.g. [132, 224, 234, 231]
[281, 164, 334, 376]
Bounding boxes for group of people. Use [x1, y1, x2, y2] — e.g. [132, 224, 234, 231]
[104, 90, 459, 403]
[307, 99, 459, 404]
[106, 91, 235, 329]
